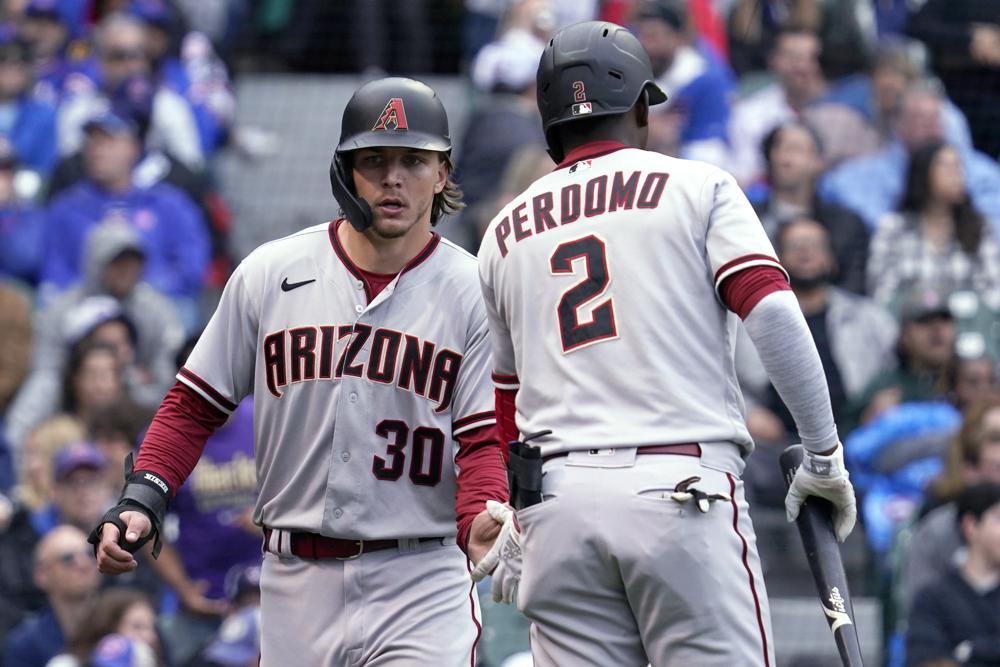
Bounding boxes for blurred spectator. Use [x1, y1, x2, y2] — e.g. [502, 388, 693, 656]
[905, 483, 1000, 667]
[6, 221, 183, 453]
[58, 12, 203, 170]
[867, 142, 1000, 314]
[0, 149, 46, 286]
[59, 342, 128, 432]
[3, 524, 99, 667]
[462, 0, 509, 64]
[129, 2, 235, 156]
[348, 0, 431, 75]
[0, 283, 32, 491]
[0, 32, 58, 176]
[727, 28, 870, 187]
[634, 0, 733, 166]
[725, 0, 874, 78]
[908, 0, 1000, 159]
[41, 111, 210, 308]
[0, 488, 46, 649]
[898, 397, 1000, 617]
[453, 8, 546, 250]
[947, 355, 1000, 414]
[151, 336, 258, 665]
[11, 416, 86, 514]
[752, 121, 869, 293]
[736, 217, 896, 444]
[50, 587, 162, 667]
[185, 563, 261, 667]
[844, 288, 956, 432]
[21, 0, 86, 106]
[820, 83, 1000, 231]
[46, 74, 234, 289]
[86, 404, 148, 497]
[31, 440, 112, 536]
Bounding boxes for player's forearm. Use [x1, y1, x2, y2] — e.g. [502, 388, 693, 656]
[454, 424, 510, 554]
[743, 291, 839, 453]
[134, 381, 228, 492]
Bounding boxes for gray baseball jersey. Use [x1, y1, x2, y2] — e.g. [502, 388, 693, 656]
[180, 220, 496, 539]
[478, 144, 779, 666]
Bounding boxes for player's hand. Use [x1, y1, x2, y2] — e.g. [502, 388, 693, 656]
[467, 506, 505, 567]
[785, 444, 857, 542]
[94, 510, 152, 574]
[180, 580, 229, 617]
[470, 501, 522, 604]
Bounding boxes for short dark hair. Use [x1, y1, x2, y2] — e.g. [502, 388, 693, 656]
[761, 121, 824, 174]
[956, 482, 1000, 526]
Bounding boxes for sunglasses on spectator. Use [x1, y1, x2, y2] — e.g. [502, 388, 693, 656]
[103, 48, 146, 63]
[45, 549, 95, 567]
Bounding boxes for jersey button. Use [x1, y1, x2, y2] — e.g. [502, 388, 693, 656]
[349, 392, 358, 402]
[355, 304, 364, 314]
[333, 508, 343, 519]
[341, 452, 351, 462]
[355, 280, 363, 290]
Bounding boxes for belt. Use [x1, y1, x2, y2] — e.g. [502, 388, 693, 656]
[542, 442, 701, 463]
[262, 529, 443, 560]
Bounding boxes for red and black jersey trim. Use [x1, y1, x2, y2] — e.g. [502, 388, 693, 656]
[177, 367, 237, 413]
[713, 253, 785, 284]
[327, 219, 441, 300]
[491, 372, 520, 389]
[453, 411, 495, 432]
[556, 140, 630, 170]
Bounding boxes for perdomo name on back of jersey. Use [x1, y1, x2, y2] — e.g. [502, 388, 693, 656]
[494, 170, 669, 257]
[262, 324, 462, 412]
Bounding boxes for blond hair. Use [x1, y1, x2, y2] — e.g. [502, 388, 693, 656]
[17, 415, 87, 510]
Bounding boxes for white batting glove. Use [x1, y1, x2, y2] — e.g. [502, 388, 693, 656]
[470, 501, 511, 582]
[785, 445, 857, 543]
[487, 501, 522, 604]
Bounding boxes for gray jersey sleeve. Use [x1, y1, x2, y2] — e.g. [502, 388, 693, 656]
[178, 262, 259, 412]
[449, 293, 497, 436]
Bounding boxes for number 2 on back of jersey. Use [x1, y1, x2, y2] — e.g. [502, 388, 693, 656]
[550, 235, 618, 352]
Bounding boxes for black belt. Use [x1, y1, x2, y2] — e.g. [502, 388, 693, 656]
[263, 529, 443, 560]
[542, 442, 702, 463]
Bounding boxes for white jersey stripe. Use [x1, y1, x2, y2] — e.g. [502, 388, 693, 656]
[176, 370, 235, 415]
[491, 372, 520, 391]
[713, 253, 787, 291]
[453, 411, 496, 436]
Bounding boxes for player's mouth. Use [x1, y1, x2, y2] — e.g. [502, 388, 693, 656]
[376, 197, 406, 215]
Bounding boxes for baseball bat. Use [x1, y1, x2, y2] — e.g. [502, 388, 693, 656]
[780, 445, 864, 667]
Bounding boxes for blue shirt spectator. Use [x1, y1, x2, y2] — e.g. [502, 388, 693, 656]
[0, 34, 58, 175]
[820, 85, 1000, 233]
[41, 112, 209, 301]
[634, 1, 733, 167]
[3, 606, 64, 667]
[0, 152, 45, 285]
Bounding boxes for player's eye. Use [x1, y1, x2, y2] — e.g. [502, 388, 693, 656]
[358, 154, 383, 167]
[403, 154, 425, 167]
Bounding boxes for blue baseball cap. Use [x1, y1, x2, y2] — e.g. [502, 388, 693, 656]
[53, 441, 106, 481]
[90, 634, 156, 667]
[83, 110, 139, 138]
[201, 607, 261, 666]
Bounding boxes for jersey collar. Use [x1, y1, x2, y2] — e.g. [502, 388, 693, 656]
[556, 140, 630, 170]
[327, 218, 441, 292]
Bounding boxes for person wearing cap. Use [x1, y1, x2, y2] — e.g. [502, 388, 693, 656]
[843, 288, 958, 433]
[41, 108, 209, 307]
[31, 441, 112, 537]
[57, 12, 203, 170]
[3, 524, 100, 667]
[633, 0, 733, 166]
[0, 147, 47, 286]
[5, 219, 183, 453]
[0, 30, 58, 176]
[906, 483, 1000, 666]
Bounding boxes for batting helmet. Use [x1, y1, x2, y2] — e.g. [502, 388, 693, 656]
[330, 77, 452, 231]
[536, 21, 667, 162]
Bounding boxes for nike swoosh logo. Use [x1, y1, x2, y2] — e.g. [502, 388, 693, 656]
[281, 277, 316, 292]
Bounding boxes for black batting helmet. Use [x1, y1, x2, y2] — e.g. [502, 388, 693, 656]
[330, 77, 452, 231]
[536, 21, 667, 162]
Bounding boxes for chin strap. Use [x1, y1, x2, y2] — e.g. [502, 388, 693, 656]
[329, 154, 373, 232]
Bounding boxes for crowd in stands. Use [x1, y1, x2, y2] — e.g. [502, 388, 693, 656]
[0, 0, 998, 665]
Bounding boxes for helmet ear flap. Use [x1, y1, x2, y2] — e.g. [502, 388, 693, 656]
[329, 153, 373, 232]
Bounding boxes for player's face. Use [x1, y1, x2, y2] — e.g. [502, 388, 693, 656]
[352, 147, 447, 240]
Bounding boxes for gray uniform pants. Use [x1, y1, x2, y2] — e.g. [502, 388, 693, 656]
[517, 445, 775, 667]
[260, 537, 480, 666]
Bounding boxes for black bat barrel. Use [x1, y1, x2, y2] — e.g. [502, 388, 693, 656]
[780, 445, 865, 667]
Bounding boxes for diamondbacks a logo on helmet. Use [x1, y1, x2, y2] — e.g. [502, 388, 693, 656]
[372, 98, 409, 131]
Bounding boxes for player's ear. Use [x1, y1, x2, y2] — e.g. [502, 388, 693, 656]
[635, 90, 650, 130]
[434, 154, 449, 195]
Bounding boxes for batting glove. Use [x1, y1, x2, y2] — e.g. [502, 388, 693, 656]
[785, 444, 857, 543]
[486, 501, 522, 604]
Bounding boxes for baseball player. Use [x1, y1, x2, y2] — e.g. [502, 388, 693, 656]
[476, 22, 858, 666]
[88, 77, 509, 666]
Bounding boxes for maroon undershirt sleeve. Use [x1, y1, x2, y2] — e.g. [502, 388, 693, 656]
[454, 423, 509, 554]
[718, 265, 791, 319]
[134, 381, 229, 493]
